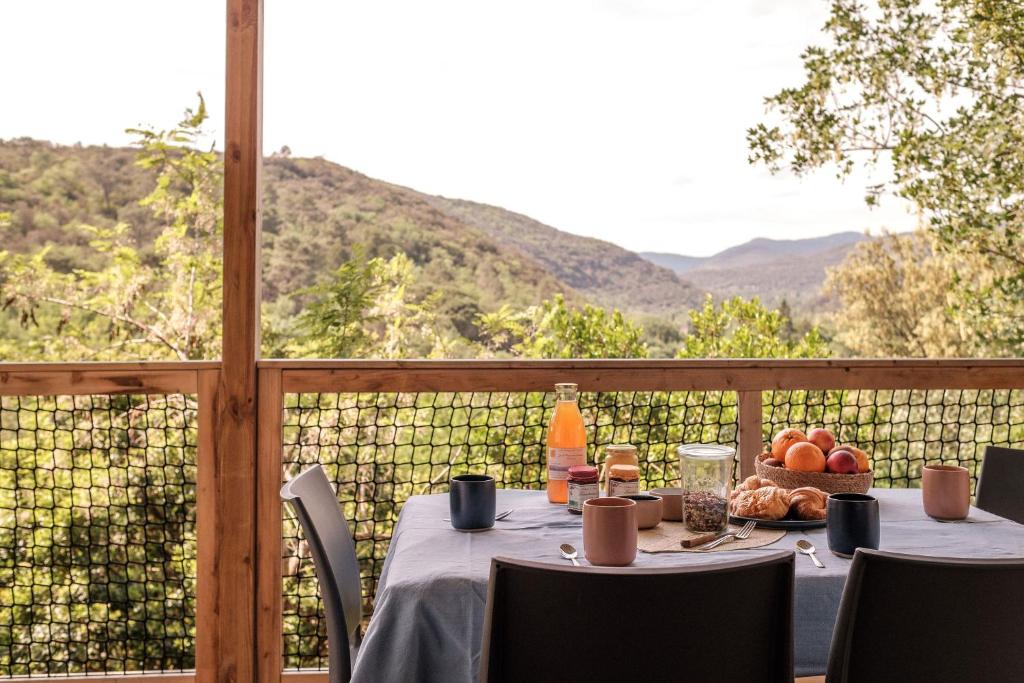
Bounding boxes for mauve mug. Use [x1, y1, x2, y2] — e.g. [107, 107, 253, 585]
[583, 497, 637, 566]
[827, 493, 880, 558]
[922, 465, 970, 521]
[449, 474, 496, 530]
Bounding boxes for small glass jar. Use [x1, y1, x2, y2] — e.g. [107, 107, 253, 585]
[678, 444, 734, 533]
[607, 463, 640, 498]
[567, 465, 600, 514]
[601, 444, 639, 495]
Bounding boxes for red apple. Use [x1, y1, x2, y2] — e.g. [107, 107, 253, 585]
[834, 443, 871, 473]
[807, 428, 836, 455]
[825, 449, 859, 474]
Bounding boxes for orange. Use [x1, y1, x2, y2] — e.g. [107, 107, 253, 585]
[835, 443, 871, 473]
[785, 441, 826, 473]
[771, 428, 807, 461]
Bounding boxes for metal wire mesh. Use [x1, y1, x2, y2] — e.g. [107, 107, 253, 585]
[280, 389, 735, 669]
[0, 394, 197, 676]
[281, 386, 1024, 669]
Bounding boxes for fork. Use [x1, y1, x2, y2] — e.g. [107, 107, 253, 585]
[443, 509, 514, 523]
[699, 520, 757, 551]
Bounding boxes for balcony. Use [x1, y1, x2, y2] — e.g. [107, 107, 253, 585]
[0, 358, 1020, 680]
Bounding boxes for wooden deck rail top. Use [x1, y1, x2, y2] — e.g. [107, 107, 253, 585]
[257, 358, 1024, 393]
[0, 358, 1020, 395]
[0, 361, 220, 396]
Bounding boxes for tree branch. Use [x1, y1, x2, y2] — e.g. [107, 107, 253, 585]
[40, 295, 187, 359]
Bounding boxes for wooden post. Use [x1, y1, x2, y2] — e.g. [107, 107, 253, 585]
[198, 0, 263, 681]
[196, 369, 221, 681]
[256, 368, 284, 683]
[738, 390, 763, 479]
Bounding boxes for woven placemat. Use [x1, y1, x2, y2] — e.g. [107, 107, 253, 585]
[638, 521, 786, 553]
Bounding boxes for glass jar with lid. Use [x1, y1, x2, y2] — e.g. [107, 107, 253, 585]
[607, 463, 640, 498]
[678, 444, 735, 534]
[600, 444, 638, 495]
[567, 465, 600, 514]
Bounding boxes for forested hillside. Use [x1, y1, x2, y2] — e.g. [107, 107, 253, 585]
[423, 196, 703, 316]
[1, 138, 704, 348]
[260, 154, 578, 341]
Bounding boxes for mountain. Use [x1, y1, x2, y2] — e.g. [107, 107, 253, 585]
[0, 139, 699, 348]
[639, 252, 705, 274]
[641, 232, 868, 307]
[2, 136, 859, 343]
[260, 155, 575, 336]
[422, 196, 702, 316]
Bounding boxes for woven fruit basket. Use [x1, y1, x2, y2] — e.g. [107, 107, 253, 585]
[755, 452, 872, 494]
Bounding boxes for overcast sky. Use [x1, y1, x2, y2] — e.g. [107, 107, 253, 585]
[2, 0, 915, 256]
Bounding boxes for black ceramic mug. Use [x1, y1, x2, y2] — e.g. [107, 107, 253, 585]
[827, 493, 880, 558]
[449, 474, 496, 530]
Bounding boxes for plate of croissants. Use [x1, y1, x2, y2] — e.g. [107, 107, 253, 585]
[728, 475, 828, 529]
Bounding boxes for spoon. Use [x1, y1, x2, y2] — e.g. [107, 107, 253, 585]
[559, 543, 581, 567]
[796, 539, 825, 568]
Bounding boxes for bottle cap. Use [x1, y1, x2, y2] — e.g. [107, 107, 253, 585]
[568, 465, 599, 480]
[608, 464, 640, 479]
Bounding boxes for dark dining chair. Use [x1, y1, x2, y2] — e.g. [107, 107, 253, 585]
[826, 548, 1024, 682]
[281, 465, 363, 683]
[479, 551, 794, 683]
[975, 445, 1024, 523]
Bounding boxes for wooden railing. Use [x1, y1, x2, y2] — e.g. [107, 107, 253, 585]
[257, 358, 1024, 679]
[0, 363, 214, 683]
[0, 358, 1021, 682]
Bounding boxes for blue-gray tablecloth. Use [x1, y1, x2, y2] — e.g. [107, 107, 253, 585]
[350, 488, 1024, 682]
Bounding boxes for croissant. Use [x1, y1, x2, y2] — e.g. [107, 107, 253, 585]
[789, 487, 828, 520]
[730, 486, 792, 520]
[730, 475, 776, 501]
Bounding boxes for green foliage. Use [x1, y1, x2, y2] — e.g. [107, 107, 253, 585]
[429, 196, 703, 317]
[477, 294, 648, 359]
[677, 295, 830, 359]
[292, 251, 466, 358]
[0, 394, 197, 674]
[258, 156, 579, 349]
[294, 250, 388, 357]
[293, 259, 653, 360]
[749, 0, 1024, 354]
[638, 315, 684, 358]
[825, 230, 991, 356]
[0, 96, 222, 360]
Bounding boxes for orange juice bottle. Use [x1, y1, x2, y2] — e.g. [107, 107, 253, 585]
[547, 383, 587, 503]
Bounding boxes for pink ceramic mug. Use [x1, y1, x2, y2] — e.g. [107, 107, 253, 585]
[922, 464, 970, 520]
[583, 497, 637, 566]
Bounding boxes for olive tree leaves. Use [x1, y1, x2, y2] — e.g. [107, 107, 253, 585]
[750, 0, 1024, 353]
[0, 96, 222, 360]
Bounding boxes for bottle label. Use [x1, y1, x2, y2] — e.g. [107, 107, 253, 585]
[608, 479, 639, 498]
[548, 447, 587, 480]
[568, 482, 600, 512]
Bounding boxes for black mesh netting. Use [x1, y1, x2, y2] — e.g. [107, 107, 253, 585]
[281, 387, 1024, 669]
[0, 394, 197, 676]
